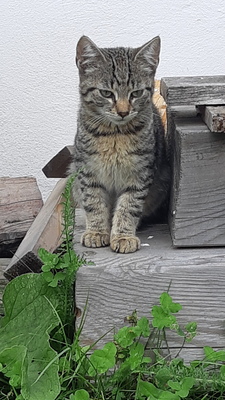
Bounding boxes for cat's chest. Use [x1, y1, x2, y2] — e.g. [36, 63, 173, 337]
[94, 135, 137, 167]
[90, 135, 140, 188]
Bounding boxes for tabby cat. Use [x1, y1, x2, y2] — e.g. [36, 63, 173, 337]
[70, 35, 170, 253]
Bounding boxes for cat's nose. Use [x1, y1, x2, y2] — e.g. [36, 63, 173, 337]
[118, 111, 129, 118]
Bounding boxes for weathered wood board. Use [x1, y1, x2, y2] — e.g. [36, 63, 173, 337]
[198, 105, 225, 132]
[42, 146, 74, 178]
[168, 107, 225, 247]
[0, 177, 43, 257]
[1, 209, 225, 362]
[73, 209, 225, 362]
[160, 76, 225, 106]
[4, 178, 67, 280]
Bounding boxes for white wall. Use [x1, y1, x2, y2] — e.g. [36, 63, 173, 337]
[1, 0, 224, 200]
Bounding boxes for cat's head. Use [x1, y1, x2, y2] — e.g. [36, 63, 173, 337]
[76, 36, 160, 125]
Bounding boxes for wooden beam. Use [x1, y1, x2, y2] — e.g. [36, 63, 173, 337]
[160, 76, 225, 106]
[167, 106, 225, 246]
[4, 178, 67, 280]
[197, 105, 225, 132]
[0, 177, 43, 257]
[42, 146, 74, 178]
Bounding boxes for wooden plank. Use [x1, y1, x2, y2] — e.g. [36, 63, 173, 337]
[168, 106, 225, 247]
[73, 210, 225, 362]
[0, 177, 43, 257]
[160, 76, 225, 106]
[42, 146, 74, 178]
[4, 178, 67, 280]
[198, 105, 225, 132]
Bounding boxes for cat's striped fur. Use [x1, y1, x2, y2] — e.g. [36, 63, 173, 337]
[71, 35, 170, 253]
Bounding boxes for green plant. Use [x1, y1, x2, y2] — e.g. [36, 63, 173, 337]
[1, 175, 225, 400]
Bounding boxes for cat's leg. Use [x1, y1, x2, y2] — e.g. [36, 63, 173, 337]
[110, 191, 144, 253]
[80, 185, 111, 248]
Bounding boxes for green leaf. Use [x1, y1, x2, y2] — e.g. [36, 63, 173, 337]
[168, 377, 195, 398]
[127, 342, 145, 370]
[134, 317, 151, 337]
[152, 305, 177, 329]
[0, 346, 27, 388]
[160, 293, 182, 314]
[156, 367, 172, 385]
[114, 326, 137, 348]
[0, 273, 60, 400]
[88, 342, 117, 375]
[48, 271, 66, 287]
[137, 380, 161, 399]
[159, 392, 180, 400]
[72, 389, 90, 400]
[204, 346, 225, 361]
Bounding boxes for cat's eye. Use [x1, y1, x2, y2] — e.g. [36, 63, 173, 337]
[131, 90, 144, 99]
[99, 89, 114, 98]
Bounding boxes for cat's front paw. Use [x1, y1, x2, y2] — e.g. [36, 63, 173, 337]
[110, 235, 141, 253]
[81, 230, 110, 248]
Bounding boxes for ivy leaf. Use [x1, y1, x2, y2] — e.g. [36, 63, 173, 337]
[88, 342, 117, 375]
[0, 273, 60, 400]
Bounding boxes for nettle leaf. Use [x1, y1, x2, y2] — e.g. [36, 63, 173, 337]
[0, 273, 60, 400]
[88, 342, 117, 375]
[160, 293, 182, 314]
[204, 346, 225, 362]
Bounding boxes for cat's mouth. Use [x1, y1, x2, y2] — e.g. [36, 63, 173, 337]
[105, 111, 138, 125]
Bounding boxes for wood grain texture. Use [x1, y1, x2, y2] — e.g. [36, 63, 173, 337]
[4, 178, 67, 278]
[1, 210, 225, 362]
[198, 105, 225, 132]
[0, 177, 43, 256]
[168, 107, 225, 246]
[160, 76, 225, 106]
[73, 210, 225, 362]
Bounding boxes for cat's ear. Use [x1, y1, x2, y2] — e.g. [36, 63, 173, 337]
[134, 36, 161, 73]
[76, 36, 106, 73]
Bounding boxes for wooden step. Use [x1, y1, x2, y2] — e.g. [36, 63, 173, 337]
[160, 75, 225, 106]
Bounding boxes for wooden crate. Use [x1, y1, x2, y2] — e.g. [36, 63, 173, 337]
[161, 76, 225, 247]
